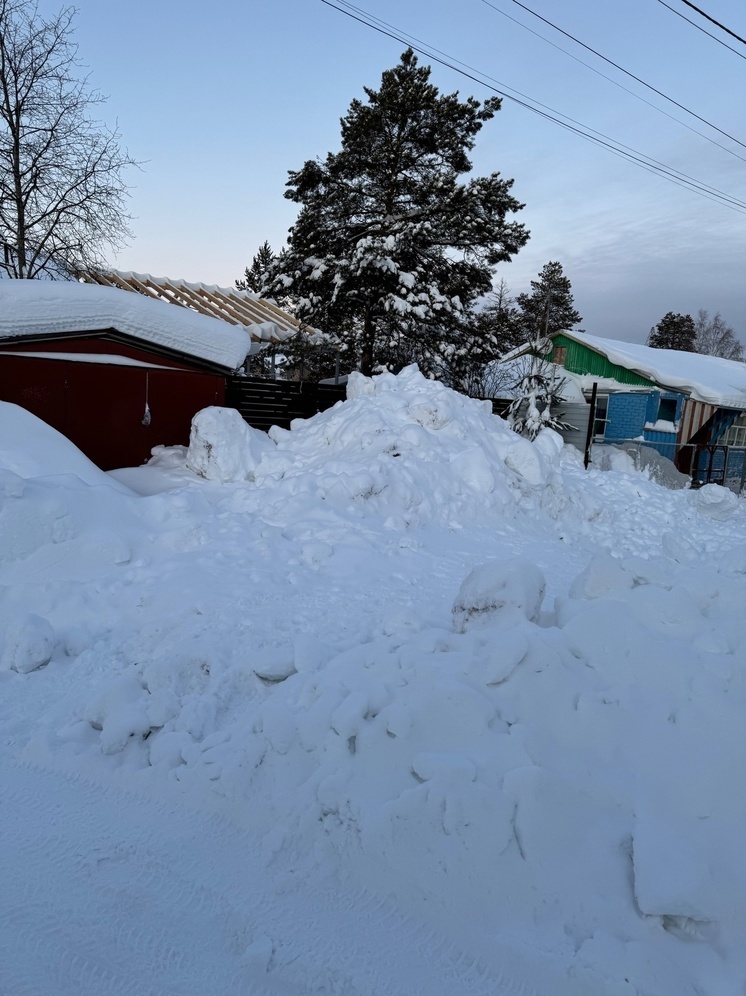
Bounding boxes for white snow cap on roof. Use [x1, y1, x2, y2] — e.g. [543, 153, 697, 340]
[567, 331, 746, 408]
[0, 280, 253, 370]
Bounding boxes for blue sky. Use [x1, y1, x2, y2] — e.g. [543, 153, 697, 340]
[36, 0, 746, 345]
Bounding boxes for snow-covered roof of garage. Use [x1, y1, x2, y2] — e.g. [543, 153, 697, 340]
[0, 279, 254, 370]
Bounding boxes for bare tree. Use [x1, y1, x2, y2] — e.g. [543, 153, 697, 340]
[694, 309, 744, 361]
[0, 0, 137, 278]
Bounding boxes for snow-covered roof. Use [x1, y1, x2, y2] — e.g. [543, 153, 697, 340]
[0, 279, 254, 370]
[81, 270, 332, 347]
[563, 331, 746, 409]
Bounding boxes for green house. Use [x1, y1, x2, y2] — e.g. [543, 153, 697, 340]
[519, 330, 746, 487]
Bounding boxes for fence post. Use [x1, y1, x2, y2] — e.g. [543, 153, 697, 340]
[584, 382, 597, 469]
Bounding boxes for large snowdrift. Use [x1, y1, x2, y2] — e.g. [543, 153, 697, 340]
[0, 402, 132, 492]
[1, 366, 745, 994]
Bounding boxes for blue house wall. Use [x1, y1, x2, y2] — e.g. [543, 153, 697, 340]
[605, 393, 648, 440]
[601, 390, 685, 460]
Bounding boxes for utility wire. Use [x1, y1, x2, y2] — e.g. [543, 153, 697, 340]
[679, 0, 746, 45]
[481, 0, 746, 159]
[486, 0, 746, 151]
[654, 0, 746, 59]
[319, 0, 746, 214]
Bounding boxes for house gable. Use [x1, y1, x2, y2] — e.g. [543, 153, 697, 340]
[549, 334, 654, 388]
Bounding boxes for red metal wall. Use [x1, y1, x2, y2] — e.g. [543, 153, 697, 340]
[0, 344, 226, 470]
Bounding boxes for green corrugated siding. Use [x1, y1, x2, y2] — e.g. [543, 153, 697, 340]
[551, 335, 653, 387]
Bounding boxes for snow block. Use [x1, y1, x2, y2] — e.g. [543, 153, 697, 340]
[252, 647, 297, 683]
[632, 818, 718, 923]
[452, 558, 546, 632]
[569, 555, 634, 600]
[186, 406, 274, 483]
[345, 371, 376, 400]
[83, 672, 155, 755]
[407, 399, 452, 430]
[504, 437, 548, 487]
[690, 483, 739, 521]
[2, 613, 56, 673]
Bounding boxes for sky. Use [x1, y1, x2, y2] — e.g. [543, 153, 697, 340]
[33, 0, 746, 346]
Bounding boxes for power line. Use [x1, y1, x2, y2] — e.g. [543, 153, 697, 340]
[480, 0, 746, 159]
[487, 0, 746, 151]
[654, 0, 746, 59]
[679, 0, 746, 45]
[318, 0, 746, 214]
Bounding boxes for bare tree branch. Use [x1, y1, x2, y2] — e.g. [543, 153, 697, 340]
[0, 0, 138, 278]
[694, 309, 744, 361]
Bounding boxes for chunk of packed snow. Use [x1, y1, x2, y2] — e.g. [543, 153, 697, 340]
[452, 558, 546, 631]
[690, 482, 739, 520]
[1, 614, 56, 673]
[186, 406, 275, 482]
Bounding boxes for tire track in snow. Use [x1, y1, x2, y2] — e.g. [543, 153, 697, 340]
[1, 761, 601, 995]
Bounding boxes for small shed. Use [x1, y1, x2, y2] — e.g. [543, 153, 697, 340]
[0, 280, 260, 470]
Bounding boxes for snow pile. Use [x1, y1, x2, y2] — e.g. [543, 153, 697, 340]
[0, 402, 132, 490]
[252, 366, 566, 525]
[2, 367, 746, 994]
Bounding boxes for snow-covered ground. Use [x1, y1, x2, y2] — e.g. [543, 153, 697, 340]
[2, 366, 745, 995]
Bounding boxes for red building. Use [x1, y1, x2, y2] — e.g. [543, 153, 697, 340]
[0, 280, 254, 470]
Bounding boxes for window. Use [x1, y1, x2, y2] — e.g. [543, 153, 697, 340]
[724, 414, 746, 448]
[658, 397, 677, 422]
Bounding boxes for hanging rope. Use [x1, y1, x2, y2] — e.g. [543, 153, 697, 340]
[141, 371, 152, 426]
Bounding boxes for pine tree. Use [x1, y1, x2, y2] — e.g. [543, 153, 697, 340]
[236, 241, 275, 293]
[507, 261, 580, 439]
[694, 310, 744, 361]
[440, 281, 522, 397]
[265, 49, 529, 376]
[474, 280, 523, 353]
[515, 261, 581, 342]
[647, 312, 696, 351]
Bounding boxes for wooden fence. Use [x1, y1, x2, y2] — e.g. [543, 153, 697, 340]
[226, 377, 512, 433]
[225, 376, 347, 432]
